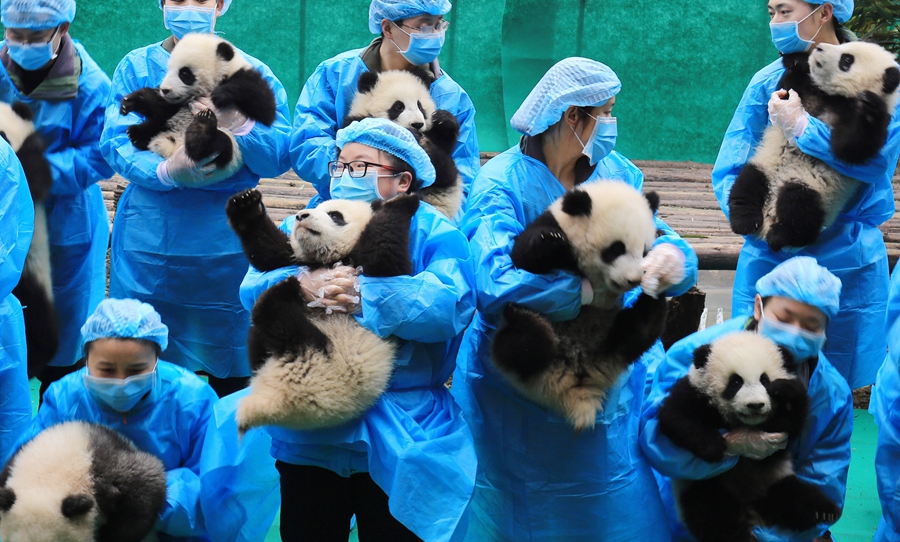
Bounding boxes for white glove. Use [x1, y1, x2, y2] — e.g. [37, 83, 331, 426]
[299, 263, 362, 314]
[190, 96, 254, 135]
[157, 145, 219, 188]
[724, 426, 788, 460]
[768, 89, 810, 141]
[641, 243, 686, 298]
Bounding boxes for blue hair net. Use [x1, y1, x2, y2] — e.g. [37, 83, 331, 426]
[81, 298, 169, 350]
[158, 0, 232, 16]
[1, 0, 75, 29]
[756, 256, 842, 320]
[808, 0, 853, 23]
[336, 117, 436, 188]
[510, 57, 622, 137]
[368, 0, 451, 34]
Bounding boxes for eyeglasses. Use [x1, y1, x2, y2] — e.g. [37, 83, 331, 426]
[328, 160, 400, 178]
[397, 20, 450, 34]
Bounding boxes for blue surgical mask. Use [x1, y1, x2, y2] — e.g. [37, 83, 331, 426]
[391, 23, 445, 66]
[6, 28, 59, 71]
[770, 4, 823, 54]
[571, 114, 617, 166]
[330, 170, 393, 202]
[758, 311, 826, 361]
[164, 6, 216, 40]
[84, 365, 158, 412]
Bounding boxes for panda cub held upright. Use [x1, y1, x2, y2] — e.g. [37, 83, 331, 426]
[120, 34, 276, 180]
[0, 422, 167, 542]
[345, 69, 463, 218]
[491, 182, 669, 432]
[225, 188, 421, 434]
[0, 101, 58, 379]
[729, 41, 900, 251]
[657, 332, 840, 542]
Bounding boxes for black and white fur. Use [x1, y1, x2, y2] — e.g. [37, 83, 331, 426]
[657, 332, 840, 542]
[0, 101, 58, 379]
[492, 182, 668, 432]
[120, 34, 276, 179]
[345, 69, 463, 219]
[225, 188, 421, 434]
[0, 422, 167, 542]
[729, 41, 900, 251]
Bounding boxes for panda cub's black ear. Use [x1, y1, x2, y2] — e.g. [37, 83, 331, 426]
[645, 191, 660, 214]
[561, 189, 592, 217]
[10, 101, 33, 122]
[0, 487, 15, 511]
[357, 72, 379, 94]
[216, 41, 235, 62]
[61, 494, 94, 518]
[884, 67, 900, 95]
[692, 344, 712, 369]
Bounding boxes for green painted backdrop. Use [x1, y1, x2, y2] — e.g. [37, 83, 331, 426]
[63, 0, 778, 162]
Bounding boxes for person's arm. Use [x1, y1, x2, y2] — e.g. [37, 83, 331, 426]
[354, 211, 475, 342]
[653, 216, 699, 297]
[232, 60, 292, 180]
[290, 64, 340, 198]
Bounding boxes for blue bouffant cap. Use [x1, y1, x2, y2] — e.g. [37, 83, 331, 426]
[82, 298, 169, 350]
[336, 117, 436, 187]
[808, 0, 853, 24]
[756, 257, 842, 320]
[368, 0, 450, 34]
[1, 0, 75, 29]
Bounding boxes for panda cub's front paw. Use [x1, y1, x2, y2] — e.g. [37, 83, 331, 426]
[120, 87, 159, 116]
[226, 189, 266, 227]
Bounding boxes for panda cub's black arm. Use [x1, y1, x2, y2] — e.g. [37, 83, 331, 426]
[658, 377, 731, 463]
[510, 212, 580, 274]
[760, 377, 810, 436]
[226, 189, 297, 272]
[16, 133, 53, 202]
[210, 69, 277, 126]
[348, 194, 420, 277]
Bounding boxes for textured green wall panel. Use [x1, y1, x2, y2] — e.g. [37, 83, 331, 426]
[24, 0, 779, 162]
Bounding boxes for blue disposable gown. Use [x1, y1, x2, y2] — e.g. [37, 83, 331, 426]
[450, 145, 698, 541]
[640, 317, 853, 542]
[100, 41, 292, 378]
[711, 58, 900, 389]
[290, 46, 480, 209]
[15, 361, 218, 541]
[240, 202, 478, 542]
[0, 40, 114, 368]
[198, 388, 279, 542]
[0, 140, 33, 465]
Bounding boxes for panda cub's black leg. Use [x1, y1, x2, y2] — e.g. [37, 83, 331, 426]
[766, 181, 825, 251]
[16, 134, 53, 202]
[602, 293, 668, 363]
[13, 276, 58, 380]
[210, 69, 277, 126]
[729, 164, 769, 235]
[754, 475, 841, 532]
[492, 303, 558, 381]
[680, 478, 756, 542]
[184, 109, 235, 169]
[250, 276, 330, 365]
[225, 189, 297, 272]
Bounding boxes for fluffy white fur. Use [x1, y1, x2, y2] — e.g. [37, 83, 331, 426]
[689, 332, 792, 426]
[0, 101, 34, 151]
[347, 70, 436, 130]
[159, 34, 252, 102]
[289, 199, 374, 264]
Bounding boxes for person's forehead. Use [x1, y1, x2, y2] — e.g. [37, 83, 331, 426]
[402, 13, 443, 23]
[339, 142, 380, 161]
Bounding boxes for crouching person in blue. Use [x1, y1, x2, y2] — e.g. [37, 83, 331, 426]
[240, 117, 477, 541]
[641, 257, 852, 542]
[15, 298, 218, 541]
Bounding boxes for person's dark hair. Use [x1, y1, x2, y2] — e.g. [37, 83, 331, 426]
[541, 105, 594, 142]
[83, 338, 162, 359]
[383, 152, 421, 192]
[833, 18, 852, 44]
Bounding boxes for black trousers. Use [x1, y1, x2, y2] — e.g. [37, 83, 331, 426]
[275, 461, 421, 542]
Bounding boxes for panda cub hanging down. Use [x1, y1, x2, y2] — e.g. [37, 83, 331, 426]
[0, 422, 167, 542]
[225, 188, 421, 435]
[729, 41, 900, 251]
[0, 101, 58, 379]
[657, 332, 840, 542]
[492, 182, 669, 432]
[120, 33, 276, 180]
[344, 69, 463, 219]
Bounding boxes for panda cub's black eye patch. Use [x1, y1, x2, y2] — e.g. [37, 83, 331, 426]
[179, 67, 197, 86]
[389, 101, 405, 120]
[327, 211, 346, 226]
[722, 374, 744, 400]
[601, 241, 626, 263]
[417, 101, 426, 116]
[839, 53, 855, 72]
[760, 373, 770, 387]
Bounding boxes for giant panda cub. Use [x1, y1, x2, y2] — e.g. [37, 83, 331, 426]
[225, 188, 421, 434]
[344, 69, 463, 219]
[0, 101, 58, 379]
[729, 41, 900, 251]
[657, 332, 841, 542]
[120, 33, 277, 180]
[492, 182, 669, 432]
[0, 422, 167, 542]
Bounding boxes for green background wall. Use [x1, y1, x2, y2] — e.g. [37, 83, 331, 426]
[63, 0, 778, 163]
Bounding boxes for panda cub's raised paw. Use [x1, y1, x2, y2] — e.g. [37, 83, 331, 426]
[226, 188, 266, 228]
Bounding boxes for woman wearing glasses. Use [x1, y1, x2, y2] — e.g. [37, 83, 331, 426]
[290, 0, 479, 213]
[239, 118, 477, 541]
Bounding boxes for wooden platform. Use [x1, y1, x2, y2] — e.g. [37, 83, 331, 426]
[98, 157, 900, 270]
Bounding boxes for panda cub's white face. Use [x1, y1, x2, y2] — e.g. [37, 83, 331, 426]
[348, 70, 437, 131]
[809, 41, 900, 113]
[160, 34, 251, 103]
[290, 199, 374, 264]
[689, 332, 793, 426]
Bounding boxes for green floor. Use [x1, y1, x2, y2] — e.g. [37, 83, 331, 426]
[24, 380, 880, 541]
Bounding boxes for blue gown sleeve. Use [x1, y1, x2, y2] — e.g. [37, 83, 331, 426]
[0, 146, 31, 301]
[653, 216, 699, 297]
[795, 112, 900, 187]
[290, 64, 339, 197]
[233, 62, 292, 180]
[444, 87, 479, 200]
[44, 65, 114, 196]
[354, 209, 475, 342]
[876, 357, 900, 539]
[462, 185, 582, 322]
